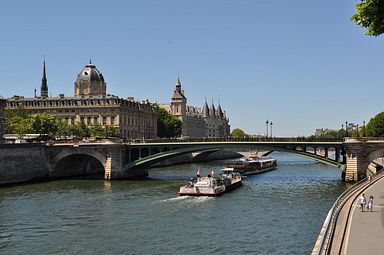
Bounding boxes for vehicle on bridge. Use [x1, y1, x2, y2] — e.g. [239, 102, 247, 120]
[178, 168, 242, 196]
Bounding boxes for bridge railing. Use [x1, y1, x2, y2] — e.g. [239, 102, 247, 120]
[138, 137, 344, 144]
[344, 137, 384, 142]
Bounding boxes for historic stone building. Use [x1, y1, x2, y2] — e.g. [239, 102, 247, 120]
[0, 97, 6, 139]
[160, 78, 230, 138]
[5, 61, 157, 140]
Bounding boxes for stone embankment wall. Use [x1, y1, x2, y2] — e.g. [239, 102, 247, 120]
[0, 144, 48, 185]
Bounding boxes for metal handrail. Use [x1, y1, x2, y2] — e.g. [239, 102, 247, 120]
[313, 170, 384, 254]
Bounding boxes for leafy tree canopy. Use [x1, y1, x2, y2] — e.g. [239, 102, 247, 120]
[153, 104, 182, 138]
[352, 0, 384, 36]
[311, 129, 348, 139]
[230, 128, 246, 138]
[5, 110, 121, 140]
[366, 112, 384, 137]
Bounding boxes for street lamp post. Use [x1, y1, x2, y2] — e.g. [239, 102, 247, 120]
[270, 121, 273, 138]
[266, 120, 269, 138]
[345, 121, 348, 137]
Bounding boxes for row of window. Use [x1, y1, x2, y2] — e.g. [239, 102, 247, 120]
[6, 98, 147, 109]
[59, 115, 155, 129]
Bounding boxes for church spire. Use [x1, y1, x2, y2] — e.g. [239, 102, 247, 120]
[41, 60, 48, 98]
[176, 76, 182, 92]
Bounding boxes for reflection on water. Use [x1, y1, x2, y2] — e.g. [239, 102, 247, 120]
[0, 152, 347, 255]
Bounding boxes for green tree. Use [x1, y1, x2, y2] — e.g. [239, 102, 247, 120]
[5, 108, 28, 120]
[30, 114, 58, 137]
[6, 116, 33, 138]
[56, 119, 71, 139]
[89, 124, 105, 138]
[105, 125, 120, 138]
[69, 122, 90, 139]
[366, 112, 384, 137]
[153, 104, 182, 138]
[4, 108, 30, 136]
[352, 0, 384, 36]
[230, 128, 246, 138]
[312, 129, 347, 139]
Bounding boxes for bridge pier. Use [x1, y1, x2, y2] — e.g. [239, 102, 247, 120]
[343, 139, 382, 182]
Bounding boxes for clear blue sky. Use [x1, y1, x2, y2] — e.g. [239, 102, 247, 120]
[1, 0, 383, 136]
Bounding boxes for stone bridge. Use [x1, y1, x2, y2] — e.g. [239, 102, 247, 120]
[1, 138, 383, 184]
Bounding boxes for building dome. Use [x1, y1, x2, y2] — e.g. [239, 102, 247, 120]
[76, 64, 105, 83]
[74, 62, 106, 97]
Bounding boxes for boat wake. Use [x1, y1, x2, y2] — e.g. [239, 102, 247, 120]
[193, 196, 214, 202]
[161, 196, 190, 202]
[158, 195, 214, 204]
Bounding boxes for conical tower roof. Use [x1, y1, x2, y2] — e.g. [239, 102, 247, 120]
[172, 77, 186, 100]
[202, 100, 210, 117]
[210, 101, 216, 117]
[217, 103, 224, 118]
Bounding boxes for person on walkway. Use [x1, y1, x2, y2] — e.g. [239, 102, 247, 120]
[360, 193, 366, 212]
[367, 195, 374, 212]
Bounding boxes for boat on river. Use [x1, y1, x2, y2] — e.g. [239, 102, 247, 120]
[178, 168, 242, 196]
[226, 154, 277, 176]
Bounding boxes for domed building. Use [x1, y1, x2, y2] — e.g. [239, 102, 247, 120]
[74, 62, 106, 97]
[5, 61, 157, 140]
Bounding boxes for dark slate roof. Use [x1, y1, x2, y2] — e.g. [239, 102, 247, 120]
[202, 101, 210, 117]
[76, 64, 105, 83]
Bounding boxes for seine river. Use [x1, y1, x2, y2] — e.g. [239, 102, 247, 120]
[0, 152, 348, 255]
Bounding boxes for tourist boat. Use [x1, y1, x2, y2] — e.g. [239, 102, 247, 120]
[226, 154, 277, 176]
[178, 168, 242, 196]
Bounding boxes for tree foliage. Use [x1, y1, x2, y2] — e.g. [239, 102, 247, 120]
[30, 114, 58, 136]
[315, 129, 348, 139]
[366, 112, 384, 137]
[352, 0, 384, 36]
[230, 128, 246, 138]
[5, 110, 121, 140]
[153, 104, 182, 138]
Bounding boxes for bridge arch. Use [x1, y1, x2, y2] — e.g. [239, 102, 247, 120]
[365, 149, 384, 174]
[126, 143, 344, 172]
[51, 150, 106, 179]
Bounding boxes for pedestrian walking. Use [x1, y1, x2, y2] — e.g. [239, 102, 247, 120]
[360, 193, 366, 212]
[367, 195, 374, 212]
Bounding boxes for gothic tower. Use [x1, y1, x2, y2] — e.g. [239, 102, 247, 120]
[41, 61, 48, 98]
[170, 77, 187, 135]
[171, 77, 187, 117]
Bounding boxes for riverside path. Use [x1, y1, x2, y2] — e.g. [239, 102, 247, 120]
[341, 175, 384, 254]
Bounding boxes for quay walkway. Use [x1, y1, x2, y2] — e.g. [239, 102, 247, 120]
[341, 175, 384, 254]
[312, 171, 384, 254]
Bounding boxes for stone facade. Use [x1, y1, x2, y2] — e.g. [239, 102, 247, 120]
[0, 98, 6, 139]
[160, 78, 230, 138]
[5, 62, 157, 140]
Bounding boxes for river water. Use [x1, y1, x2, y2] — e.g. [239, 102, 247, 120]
[0, 152, 347, 255]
